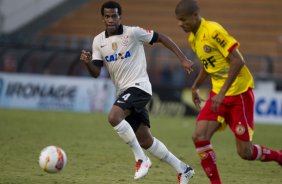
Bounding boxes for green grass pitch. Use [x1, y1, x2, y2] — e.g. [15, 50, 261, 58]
[0, 108, 281, 184]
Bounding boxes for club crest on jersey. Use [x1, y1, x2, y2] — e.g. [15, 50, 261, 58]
[112, 42, 118, 51]
[105, 51, 131, 62]
[203, 45, 212, 53]
[121, 35, 129, 46]
[235, 122, 246, 135]
[212, 31, 227, 48]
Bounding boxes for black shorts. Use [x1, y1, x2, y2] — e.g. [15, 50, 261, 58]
[114, 87, 151, 132]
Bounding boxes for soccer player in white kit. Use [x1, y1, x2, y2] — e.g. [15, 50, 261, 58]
[80, 1, 195, 183]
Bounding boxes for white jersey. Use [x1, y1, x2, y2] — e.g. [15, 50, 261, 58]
[92, 25, 155, 95]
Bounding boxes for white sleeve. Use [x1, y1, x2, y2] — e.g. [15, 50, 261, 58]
[92, 37, 103, 60]
[132, 26, 155, 44]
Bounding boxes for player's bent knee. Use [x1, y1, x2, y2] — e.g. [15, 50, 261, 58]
[237, 150, 253, 160]
[108, 113, 122, 126]
[138, 137, 153, 149]
[139, 140, 151, 149]
[107, 114, 115, 124]
[192, 133, 208, 142]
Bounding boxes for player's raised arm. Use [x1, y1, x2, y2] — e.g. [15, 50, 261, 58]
[156, 32, 194, 74]
[80, 50, 101, 78]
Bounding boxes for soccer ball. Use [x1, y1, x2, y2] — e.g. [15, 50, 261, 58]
[39, 145, 67, 173]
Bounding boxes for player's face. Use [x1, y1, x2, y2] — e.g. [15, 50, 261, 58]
[102, 8, 121, 35]
[176, 12, 199, 34]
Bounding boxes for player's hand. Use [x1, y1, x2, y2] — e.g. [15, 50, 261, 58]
[181, 59, 194, 74]
[211, 93, 224, 112]
[192, 88, 202, 110]
[80, 50, 92, 64]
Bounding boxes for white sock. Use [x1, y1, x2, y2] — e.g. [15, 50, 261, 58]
[114, 119, 146, 161]
[147, 137, 187, 173]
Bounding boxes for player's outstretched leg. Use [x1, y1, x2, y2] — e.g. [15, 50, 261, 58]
[147, 137, 195, 184]
[113, 120, 151, 179]
[236, 139, 282, 166]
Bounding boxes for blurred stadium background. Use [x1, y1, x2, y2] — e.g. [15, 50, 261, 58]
[1, 1, 282, 183]
[0, 0, 282, 123]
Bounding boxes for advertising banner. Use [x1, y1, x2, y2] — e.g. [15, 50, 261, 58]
[0, 72, 116, 113]
[1, 73, 281, 125]
[254, 81, 282, 125]
[151, 83, 282, 125]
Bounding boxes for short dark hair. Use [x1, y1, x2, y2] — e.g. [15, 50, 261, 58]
[101, 1, 122, 16]
[175, 0, 199, 16]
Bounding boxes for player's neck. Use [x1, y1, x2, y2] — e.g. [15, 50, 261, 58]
[106, 24, 123, 37]
[192, 17, 202, 35]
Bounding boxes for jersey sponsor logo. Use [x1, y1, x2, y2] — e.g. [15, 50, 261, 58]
[105, 51, 131, 62]
[201, 56, 216, 69]
[212, 31, 227, 48]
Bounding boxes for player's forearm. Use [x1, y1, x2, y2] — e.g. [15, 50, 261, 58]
[85, 62, 100, 78]
[219, 50, 245, 95]
[157, 33, 188, 62]
[192, 68, 208, 90]
[220, 60, 244, 95]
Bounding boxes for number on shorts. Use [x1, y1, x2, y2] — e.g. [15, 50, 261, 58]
[122, 93, 131, 101]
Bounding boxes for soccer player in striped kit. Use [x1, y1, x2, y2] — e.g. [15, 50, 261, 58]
[175, 0, 282, 183]
[80, 1, 195, 183]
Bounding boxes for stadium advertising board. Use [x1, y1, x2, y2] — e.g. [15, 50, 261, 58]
[254, 81, 282, 124]
[149, 86, 199, 117]
[1, 72, 281, 125]
[0, 72, 115, 113]
[151, 83, 282, 125]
